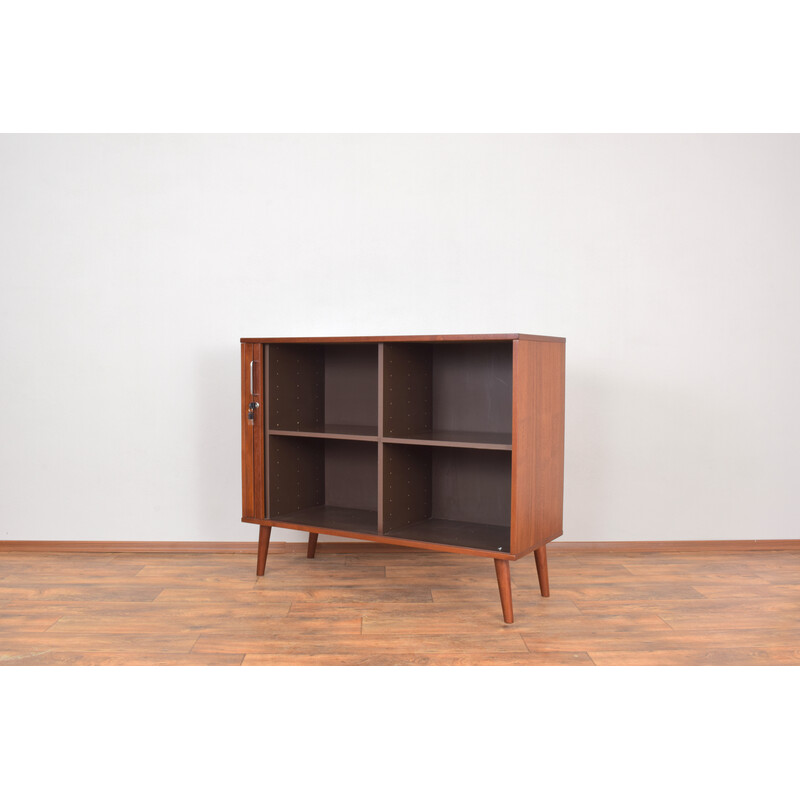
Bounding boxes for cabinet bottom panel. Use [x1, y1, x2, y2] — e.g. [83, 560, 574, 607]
[385, 518, 510, 553]
[270, 504, 378, 535]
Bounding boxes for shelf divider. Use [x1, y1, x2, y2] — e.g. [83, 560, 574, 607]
[377, 342, 385, 533]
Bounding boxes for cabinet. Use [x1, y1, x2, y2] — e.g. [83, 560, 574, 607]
[241, 334, 565, 623]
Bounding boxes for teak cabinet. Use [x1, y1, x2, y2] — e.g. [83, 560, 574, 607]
[240, 334, 565, 623]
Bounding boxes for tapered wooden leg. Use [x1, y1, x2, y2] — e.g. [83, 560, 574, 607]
[256, 525, 271, 576]
[534, 545, 550, 597]
[494, 559, 514, 624]
[307, 532, 318, 559]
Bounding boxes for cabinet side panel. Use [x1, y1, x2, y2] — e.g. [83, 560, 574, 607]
[510, 340, 565, 553]
[241, 343, 256, 518]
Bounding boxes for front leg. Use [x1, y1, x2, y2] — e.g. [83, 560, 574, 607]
[494, 559, 514, 623]
[256, 525, 272, 576]
[534, 545, 550, 597]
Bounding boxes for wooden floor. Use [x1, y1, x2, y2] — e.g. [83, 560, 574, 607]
[1, 543, 799, 665]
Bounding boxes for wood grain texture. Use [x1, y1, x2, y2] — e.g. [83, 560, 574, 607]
[241, 343, 255, 518]
[510, 339, 565, 553]
[256, 525, 271, 576]
[259, 344, 268, 518]
[494, 559, 514, 623]
[3, 544, 798, 665]
[534, 545, 550, 597]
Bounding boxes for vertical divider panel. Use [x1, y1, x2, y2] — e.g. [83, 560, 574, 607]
[377, 342, 384, 533]
[382, 342, 433, 532]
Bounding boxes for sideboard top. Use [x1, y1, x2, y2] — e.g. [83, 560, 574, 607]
[240, 333, 565, 344]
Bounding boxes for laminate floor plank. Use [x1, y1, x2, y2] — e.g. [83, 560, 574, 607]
[0, 632, 199, 654]
[45, 608, 294, 635]
[194, 633, 530, 655]
[2, 543, 799, 665]
[1, 652, 246, 666]
[523, 627, 800, 652]
[589, 648, 800, 666]
[692, 584, 800, 599]
[0, 586, 165, 602]
[242, 652, 594, 666]
[155, 585, 433, 605]
[0, 614, 63, 632]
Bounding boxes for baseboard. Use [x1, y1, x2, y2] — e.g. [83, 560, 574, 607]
[0, 540, 262, 554]
[0, 539, 798, 554]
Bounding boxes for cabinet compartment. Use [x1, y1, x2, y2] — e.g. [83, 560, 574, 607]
[383, 444, 511, 552]
[269, 343, 378, 437]
[268, 436, 378, 533]
[383, 341, 512, 448]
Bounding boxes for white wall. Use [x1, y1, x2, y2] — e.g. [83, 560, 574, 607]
[1, 134, 798, 542]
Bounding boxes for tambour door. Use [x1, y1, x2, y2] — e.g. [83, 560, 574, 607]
[241, 343, 266, 519]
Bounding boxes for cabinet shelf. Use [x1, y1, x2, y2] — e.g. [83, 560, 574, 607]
[269, 424, 378, 442]
[382, 430, 511, 450]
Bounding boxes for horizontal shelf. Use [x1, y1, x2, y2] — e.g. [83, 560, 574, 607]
[382, 430, 511, 450]
[269, 427, 509, 448]
[269, 424, 379, 442]
[270, 505, 379, 535]
[386, 518, 510, 553]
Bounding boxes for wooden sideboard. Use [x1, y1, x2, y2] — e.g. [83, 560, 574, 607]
[241, 334, 565, 623]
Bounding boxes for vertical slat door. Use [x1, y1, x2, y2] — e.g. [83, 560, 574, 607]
[241, 343, 266, 519]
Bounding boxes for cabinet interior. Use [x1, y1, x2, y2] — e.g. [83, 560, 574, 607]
[265, 340, 513, 553]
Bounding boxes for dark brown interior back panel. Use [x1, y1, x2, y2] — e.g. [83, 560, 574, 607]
[431, 448, 511, 527]
[383, 443, 432, 532]
[383, 342, 512, 439]
[432, 342, 512, 435]
[383, 343, 433, 437]
[324, 440, 378, 511]
[324, 344, 379, 429]
[268, 436, 324, 516]
[269, 344, 324, 430]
